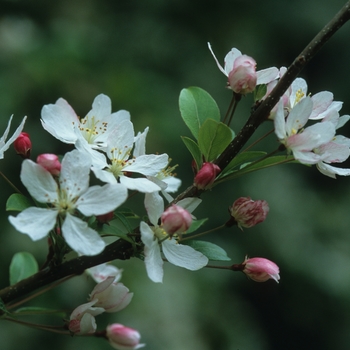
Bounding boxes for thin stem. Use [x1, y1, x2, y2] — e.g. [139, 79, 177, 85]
[179, 224, 226, 242]
[0, 170, 23, 194]
[241, 127, 275, 153]
[223, 93, 236, 124]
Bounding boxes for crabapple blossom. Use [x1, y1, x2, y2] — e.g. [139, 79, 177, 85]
[0, 115, 27, 160]
[106, 324, 145, 350]
[208, 42, 278, 94]
[14, 132, 31, 158]
[69, 300, 105, 334]
[89, 276, 133, 313]
[36, 153, 61, 175]
[274, 97, 336, 164]
[41, 94, 130, 163]
[241, 257, 280, 283]
[228, 197, 269, 229]
[91, 119, 169, 193]
[194, 162, 221, 190]
[140, 192, 208, 283]
[9, 150, 128, 256]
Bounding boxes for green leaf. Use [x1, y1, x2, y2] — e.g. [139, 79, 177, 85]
[14, 307, 66, 317]
[187, 218, 208, 234]
[181, 136, 203, 170]
[6, 194, 33, 212]
[198, 119, 232, 162]
[254, 84, 267, 101]
[9, 252, 39, 285]
[182, 240, 231, 261]
[179, 87, 220, 139]
[0, 298, 10, 316]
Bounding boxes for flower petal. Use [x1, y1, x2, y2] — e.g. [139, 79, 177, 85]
[76, 183, 128, 216]
[62, 214, 105, 256]
[144, 192, 164, 226]
[120, 176, 161, 193]
[140, 222, 163, 283]
[125, 154, 169, 176]
[162, 239, 208, 270]
[9, 207, 57, 240]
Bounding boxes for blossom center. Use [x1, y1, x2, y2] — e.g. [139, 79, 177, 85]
[79, 115, 107, 145]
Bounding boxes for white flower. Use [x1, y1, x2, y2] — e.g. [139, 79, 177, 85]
[140, 192, 208, 283]
[9, 150, 128, 256]
[0, 115, 27, 159]
[92, 119, 169, 193]
[41, 94, 130, 154]
[274, 97, 336, 164]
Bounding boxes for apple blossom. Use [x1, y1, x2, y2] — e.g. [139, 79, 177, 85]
[89, 276, 133, 313]
[228, 197, 269, 229]
[106, 324, 145, 350]
[36, 153, 61, 175]
[0, 115, 27, 160]
[208, 42, 278, 94]
[91, 119, 169, 193]
[9, 149, 128, 256]
[41, 94, 130, 162]
[87, 263, 123, 283]
[274, 97, 336, 164]
[140, 192, 208, 283]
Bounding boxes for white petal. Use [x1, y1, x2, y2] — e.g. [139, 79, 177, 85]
[286, 97, 312, 134]
[60, 150, 91, 198]
[120, 176, 161, 193]
[162, 239, 208, 270]
[125, 154, 169, 176]
[161, 176, 181, 193]
[207, 42, 227, 76]
[20, 159, 58, 203]
[224, 48, 242, 75]
[75, 136, 108, 167]
[317, 162, 350, 178]
[256, 67, 279, 85]
[273, 100, 286, 140]
[133, 127, 149, 157]
[290, 78, 308, 107]
[86, 94, 111, 120]
[140, 222, 163, 283]
[106, 119, 134, 156]
[309, 91, 333, 119]
[9, 207, 57, 240]
[41, 100, 78, 143]
[76, 183, 128, 216]
[62, 214, 105, 256]
[144, 192, 164, 226]
[92, 167, 118, 184]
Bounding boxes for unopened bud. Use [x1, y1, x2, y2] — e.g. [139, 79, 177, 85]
[106, 323, 145, 350]
[228, 197, 269, 229]
[14, 132, 31, 159]
[96, 211, 114, 224]
[161, 204, 192, 236]
[36, 153, 61, 175]
[228, 55, 257, 94]
[194, 162, 221, 190]
[241, 256, 280, 283]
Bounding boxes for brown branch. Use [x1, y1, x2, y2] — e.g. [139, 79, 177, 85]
[1, 0, 350, 308]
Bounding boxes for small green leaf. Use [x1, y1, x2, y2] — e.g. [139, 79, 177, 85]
[187, 218, 208, 234]
[179, 87, 220, 139]
[181, 136, 203, 170]
[198, 119, 232, 162]
[6, 194, 33, 212]
[182, 240, 231, 261]
[254, 84, 267, 101]
[10, 252, 39, 285]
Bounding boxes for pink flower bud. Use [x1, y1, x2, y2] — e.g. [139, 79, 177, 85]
[106, 324, 145, 350]
[228, 197, 269, 229]
[194, 162, 221, 190]
[36, 153, 61, 175]
[161, 204, 192, 235]
[228, 55, 257, 94]
[14, 132, 31, 159]
[242, 257, 280, 283]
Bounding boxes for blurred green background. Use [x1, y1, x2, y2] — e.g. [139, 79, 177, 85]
[1, 0, 350, 349]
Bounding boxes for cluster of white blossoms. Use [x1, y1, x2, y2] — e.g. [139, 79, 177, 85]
[271, 77, 350, 178]
[7, 93, 207, 282]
